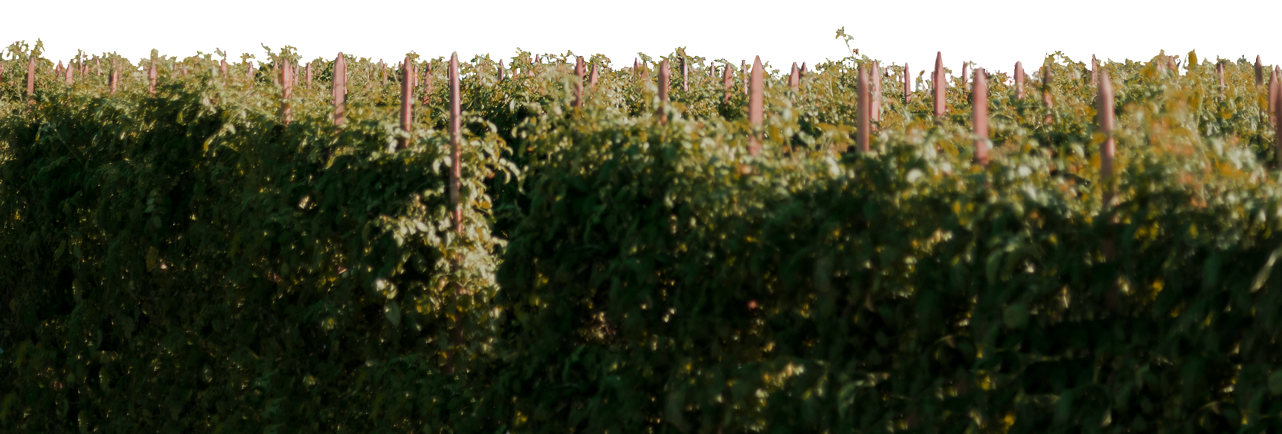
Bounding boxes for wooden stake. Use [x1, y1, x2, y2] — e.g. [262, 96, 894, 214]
[722, 62, 733, 102]
[657, 59, 669, 123]
[749, 56, 763, 156]
[282, 61, 293, 125]
[681, 57, 689, 92]
[148, 61, 157, 96]
[1271, 69, 1278, 116]
[64, 60, 74, 85]
[872, 62, 882, 122]
[26, 54, 36, 99]
[94, 56, 100, 76]
[960, 63, 968, 92]
[973, 68, 989, 165]
[1099, 70, 1115, 185]
[1014, 61, 1024, 99]
[1042, 58, 1054, 122]
[903, 63, 911, 104]
[789, 62, 800, 91]
[398, 55, 413, 149]
[1217, 61, 1225, 100]
[1091, 55, 1098, 85]
[1276, 82, 1282, 168]
[449, 52, 462, 235]
[109, 64, 118, 94]
[857, 64, 870, 153]
[933, 52, 945, 117]
[247, 60, 255, 86]
[1256, 55, 1264, 86]
[589, 62, 599, 88]
[498, 60, 506, 81]
[333, 53, 347, 126]
[55, 61, 64, 81]
[306, 62, 314, 89]
[741, 60, 748, 95]
[574, 57, 585, 108]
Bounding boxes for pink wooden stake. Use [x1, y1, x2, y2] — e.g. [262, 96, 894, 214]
[1099, 70, 1115, 186]
[65, 60, 74, 85]
[247, 60, 255, 86]
[1256, 55, 1264, 86]
[657, 59, 669, 123]
[872, 62, 882, 122]
[1091, 55, 1098, 85]
[589, 62, 599, 88]
[148, 61, 157, 96]
[800, 62, 807, 76]
[499, 60, 506, 81]
[1217, 61, 1225, 99]
[399, 55, 413, 148]
[449, 53, 462, 236]
[722, 62, 733, 102]
[306, 62, 314, 89]
[789, 62, 800, 91]
[973, 68, 989, 165]
[109, 65, 118, 94]
[1015, 61, 1024, 99]
[94, 56, 101, 76]
[933, 52, 945, 117]
[55, 61, 63, 81]
[857, 64, 870, 153]
[574, 57, 585, 108]
[333, 53, 347, 126]
[282, 61, 294, 125]
[903, 63, 911, 104]
[749, 56, 763, 156]
[1276, 83, 1282, 168]
[26, 55, 36, 98]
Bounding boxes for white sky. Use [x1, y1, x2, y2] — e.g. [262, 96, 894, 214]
[5, 0, 1279, 79]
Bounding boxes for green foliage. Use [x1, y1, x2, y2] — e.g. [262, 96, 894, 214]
[1, 43, 1281, 433]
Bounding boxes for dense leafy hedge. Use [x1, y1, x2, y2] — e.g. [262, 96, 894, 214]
[3, 40, 1282, 433]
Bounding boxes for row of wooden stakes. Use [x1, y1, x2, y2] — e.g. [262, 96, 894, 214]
[14, 51, 1282, 179]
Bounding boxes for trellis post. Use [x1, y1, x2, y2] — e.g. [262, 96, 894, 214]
[1015, 62, 1024, 99]
[332, 53, 346, 126]
[657, 59, 669, 123]
[398, 55, 413, 149]
[903, 63, 911, 104]
[449, 52, 462, 236]
[574, 56, 585, 108]
[857, 64, 870, 153]
[973, 68, 989, 165]
[933, 52, 945, 117]
[282, 60, 293, 125]
[748, 56, 763, 156]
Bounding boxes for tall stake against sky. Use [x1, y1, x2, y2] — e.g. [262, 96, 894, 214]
[147, 61, 157, 96]
[973, 68, 989, 165]
[902, 63, 910, 104]
[26, 54, 36, 99]
[857, 64, 870, 153]
[789, 62, 800, 91]
[722, 63, 733, 103]
[933, 52, 945, 117]
[1015, 62, 1025, 99]
[658, 59, 669, 123]
[246, 60, 254, 86]
[449, 52, 462, 236]
[1099, 70, 1115, 186]
[1256, 56, 1264, 86]
[281, 61, 293, 125]
[332, 53, 346, 126]
[589, 62, 599, 88]
[748, 56, 763, 156]
[398, 55, 413, 149]
[574, 57, 585, 108]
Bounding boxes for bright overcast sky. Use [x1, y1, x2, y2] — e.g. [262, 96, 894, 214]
[5, 0, 1278, 77]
